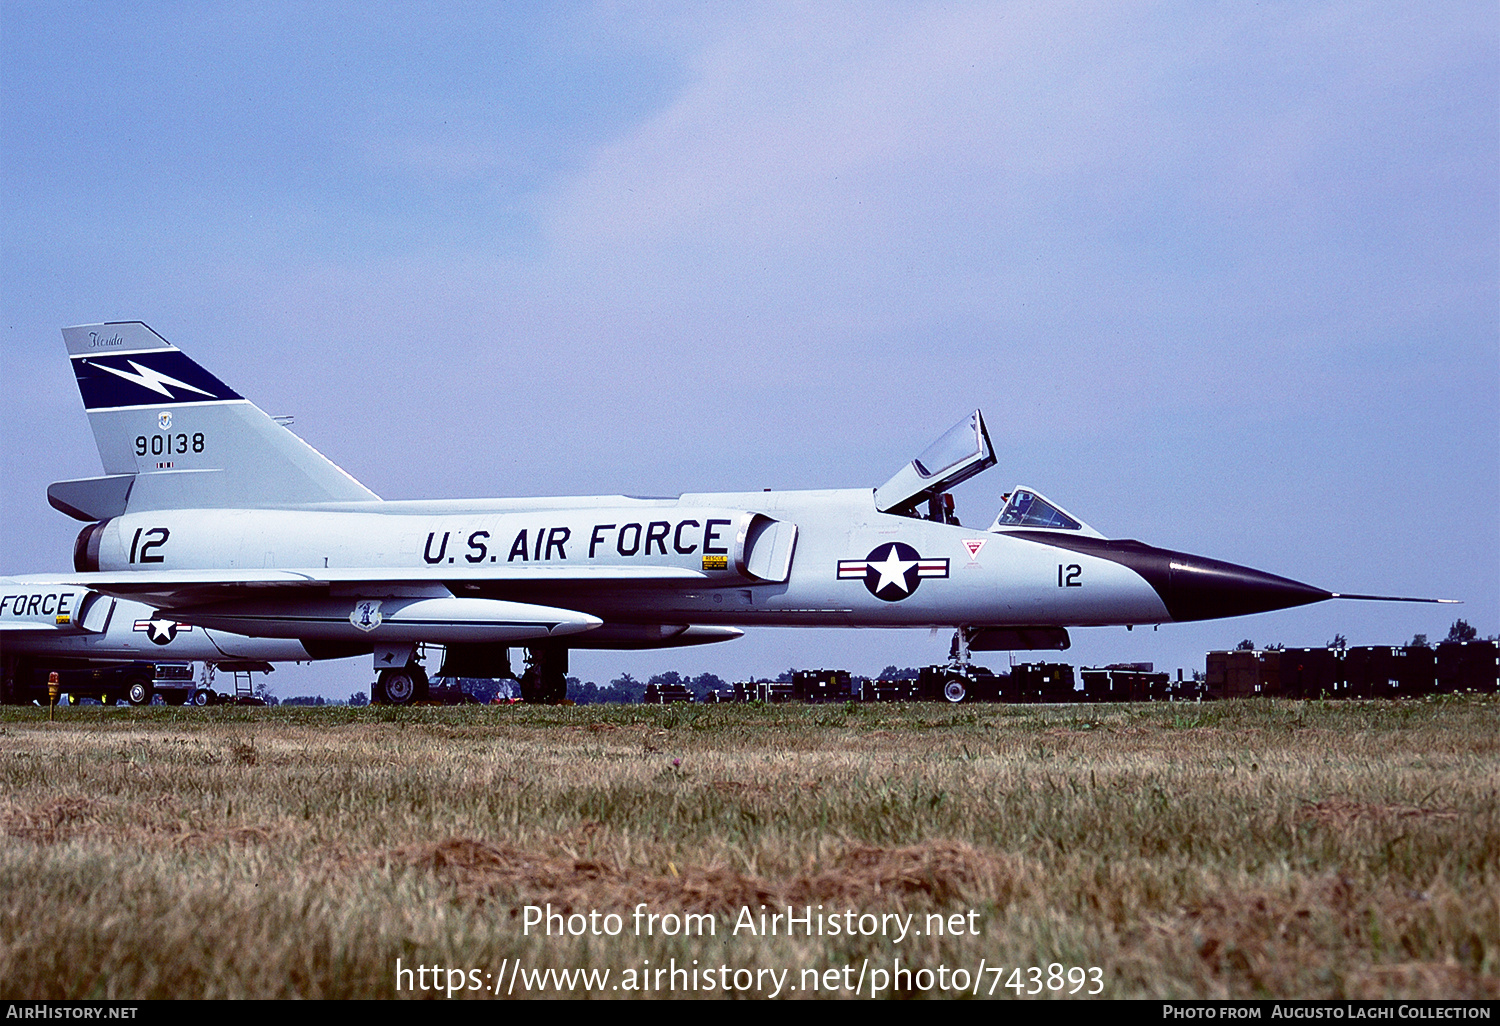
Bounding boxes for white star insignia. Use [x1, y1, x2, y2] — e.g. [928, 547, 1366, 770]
[146, 619, 178, 644]
[868, 545, 916, 595]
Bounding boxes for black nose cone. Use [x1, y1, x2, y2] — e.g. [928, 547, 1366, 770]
[1147, 549, 1332, 622]
[1006, 532, 1333, 622]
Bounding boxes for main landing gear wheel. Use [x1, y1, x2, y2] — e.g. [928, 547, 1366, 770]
[943, 676, 968, 703]
[378, 665, 428, 706]
[519, 646, 569, 704]
[518, 666, 542, 704]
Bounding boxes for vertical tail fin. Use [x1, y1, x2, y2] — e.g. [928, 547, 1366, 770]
[49, 322, 378, 520]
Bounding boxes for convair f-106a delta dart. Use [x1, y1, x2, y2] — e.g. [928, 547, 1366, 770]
[40, 322, 1448, 703]
[0, 573, 317, 704]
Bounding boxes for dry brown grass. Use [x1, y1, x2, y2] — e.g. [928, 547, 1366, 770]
[0, 697, 1495, 998]
[376, 835, 1030, 918]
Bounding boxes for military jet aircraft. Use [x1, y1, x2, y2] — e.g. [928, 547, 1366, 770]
[0, 573, 317, 703]
[44, 322, 1448, 703]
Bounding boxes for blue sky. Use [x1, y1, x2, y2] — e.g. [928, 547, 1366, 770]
[3, 3, 1495, 698]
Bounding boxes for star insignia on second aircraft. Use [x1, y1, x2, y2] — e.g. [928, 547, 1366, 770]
[133, 618, 192, 645]
[838, 543, 949, 601]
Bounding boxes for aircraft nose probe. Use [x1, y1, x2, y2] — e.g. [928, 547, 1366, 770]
[1151, 556, 1453, 620]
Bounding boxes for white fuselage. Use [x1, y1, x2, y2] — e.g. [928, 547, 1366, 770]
[83, 488, 1175, 637]
[0, 574, 317, 662]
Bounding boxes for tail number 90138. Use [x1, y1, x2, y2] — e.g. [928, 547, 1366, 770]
[136, 433, 204, 457]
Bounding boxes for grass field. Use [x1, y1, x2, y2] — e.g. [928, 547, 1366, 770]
[1, 697, 1496, 1000]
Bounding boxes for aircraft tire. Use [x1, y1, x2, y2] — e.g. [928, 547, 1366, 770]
[126, 679, 154, 706]
[517, 666, 541, 703]
[379, 665, 428, 706]
[379, 668, 417, 705]
[191, 689, 213, 706]
[943, 676, 968, 703]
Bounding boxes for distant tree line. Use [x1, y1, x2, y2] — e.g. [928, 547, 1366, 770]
[566, 666, 936, 703]
[567, 671, 733, 704]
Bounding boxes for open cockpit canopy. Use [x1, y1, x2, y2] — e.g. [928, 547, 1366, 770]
[875, 411, 995, 515]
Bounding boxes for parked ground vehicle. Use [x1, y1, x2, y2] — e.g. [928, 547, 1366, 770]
[1, 657, 197, 705]
[642, 679, 695, 703]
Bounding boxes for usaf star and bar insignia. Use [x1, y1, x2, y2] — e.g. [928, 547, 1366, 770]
[838, 542, 949, 601]
[133, 618, 193, 645]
